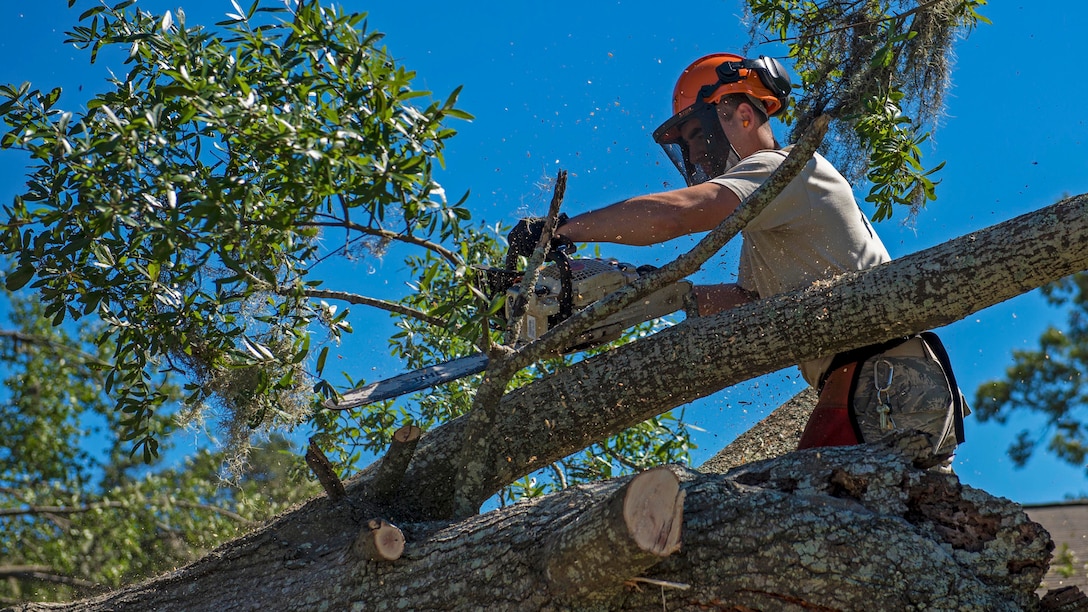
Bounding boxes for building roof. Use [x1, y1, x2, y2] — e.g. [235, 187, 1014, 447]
[1025, 501, 1088, 593]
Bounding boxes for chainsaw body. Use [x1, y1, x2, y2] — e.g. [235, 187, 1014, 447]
[502, 254, 693, 352]
[329, 248, 696, 410]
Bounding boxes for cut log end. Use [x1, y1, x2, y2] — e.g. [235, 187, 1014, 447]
[544, 467, 686, 601]
[393, 424, 422, 444]
[624, 467, 684, 556]
[353, 519, 405, 562]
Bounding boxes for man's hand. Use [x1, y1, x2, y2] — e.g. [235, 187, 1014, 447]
[507, 213, 572, 258]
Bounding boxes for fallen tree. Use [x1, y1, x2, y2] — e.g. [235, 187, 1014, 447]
[10, 193, 1088, 610]
[9, 436, 1055, 611]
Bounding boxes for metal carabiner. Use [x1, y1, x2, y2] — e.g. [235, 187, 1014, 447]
[873, 359, 894, 395]
[873, 359, 896, 431]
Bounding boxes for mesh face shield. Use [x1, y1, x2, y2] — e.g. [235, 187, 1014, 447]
[652, 102, 740, 187]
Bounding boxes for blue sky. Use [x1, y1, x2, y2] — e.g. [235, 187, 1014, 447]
[1, 1, 1086, 504]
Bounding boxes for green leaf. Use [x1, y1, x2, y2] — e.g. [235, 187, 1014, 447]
[5, 264, 35, 290]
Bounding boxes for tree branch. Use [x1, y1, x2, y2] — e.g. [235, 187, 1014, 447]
[0, 330, 111, 369]
[453, 171, 569, 517]
[302, 218, 463, 268]
[0, 565, 101, 589]
[300, 288, 447, 329]
[503, 170, 569, 346]
[0, 498, 253, 526]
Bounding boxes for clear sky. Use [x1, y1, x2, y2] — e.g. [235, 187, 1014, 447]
[1, 1, 1086, 504]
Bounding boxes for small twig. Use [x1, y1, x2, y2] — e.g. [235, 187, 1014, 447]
[301, 217, 463, 268]
[301, 288, 448, 329]
[503, 170, 568, 346]
[0, 330, 112, 369]
[0, 499, 252, 525]
[0, 565, 101, 589]
[305, 438, 346, 501]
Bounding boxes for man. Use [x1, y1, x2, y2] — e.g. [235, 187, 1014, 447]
[509, 53, 965, 454]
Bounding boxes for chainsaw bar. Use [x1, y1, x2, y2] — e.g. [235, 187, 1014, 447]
[324, 352, 490, 410]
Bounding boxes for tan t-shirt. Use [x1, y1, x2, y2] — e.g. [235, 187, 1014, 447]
[709, 147, 891, 385]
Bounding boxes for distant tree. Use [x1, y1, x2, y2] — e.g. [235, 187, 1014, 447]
[0, 293, 319, 603]
[975, 271, 1088, 475]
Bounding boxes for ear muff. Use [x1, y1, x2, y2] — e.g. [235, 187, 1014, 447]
[702, 55, 791, 116]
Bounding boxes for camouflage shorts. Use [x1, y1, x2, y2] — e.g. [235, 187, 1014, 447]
[851, 339, 963, 453]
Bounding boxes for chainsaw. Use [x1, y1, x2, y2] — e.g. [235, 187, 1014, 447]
[325, 245, 694, 410]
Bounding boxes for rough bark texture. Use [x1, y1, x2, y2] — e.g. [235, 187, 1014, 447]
[11, 196, 1088, 611]
[8, 437, 1053, 611]
[390, 193, 1088, 519]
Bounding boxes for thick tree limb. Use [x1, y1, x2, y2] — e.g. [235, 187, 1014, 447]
[381, 192, 1088, 519]
[13, 437, 1054, 610]
[13, 195, 1088, 611]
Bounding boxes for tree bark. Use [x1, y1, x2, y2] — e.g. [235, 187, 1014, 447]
[388, 193, 1088, 519]
[7, 436, 1053, 611]
[11, 196, 1088, 611]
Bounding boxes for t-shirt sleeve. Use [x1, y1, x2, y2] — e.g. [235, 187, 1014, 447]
[709, 150, 808, 231]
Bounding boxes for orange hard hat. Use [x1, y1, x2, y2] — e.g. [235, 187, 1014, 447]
[652, 53, 791, 186]
[670, 53, 790, 117]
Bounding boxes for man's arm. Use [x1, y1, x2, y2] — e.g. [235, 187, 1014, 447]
[557, 181, 741, 246]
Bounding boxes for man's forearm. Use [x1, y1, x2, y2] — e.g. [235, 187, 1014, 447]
[558, 196, 687, 246]
[557, 182, 736, 246]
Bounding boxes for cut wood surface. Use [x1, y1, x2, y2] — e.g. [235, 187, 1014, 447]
[352, 519, 405, 562]
[545, 467, 683, 602]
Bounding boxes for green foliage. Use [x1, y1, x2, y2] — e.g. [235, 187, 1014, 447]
[0, 0, 472, 457]
[974, 272, 1088, 473]
[0, 292, 319, 604]
[745, 0, 989, 220]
